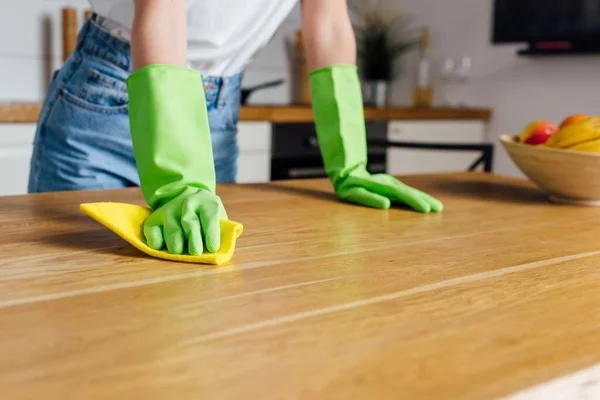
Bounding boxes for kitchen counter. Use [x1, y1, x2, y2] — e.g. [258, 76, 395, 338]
[1, 172, 600, 399]
[0, 102, 492, 123]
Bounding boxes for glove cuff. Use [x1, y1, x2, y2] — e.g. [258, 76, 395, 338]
[127, 64, 216, 209]
[309, 63, 367, 186]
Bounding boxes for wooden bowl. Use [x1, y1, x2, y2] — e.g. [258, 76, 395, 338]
[500, 134, 600, 206]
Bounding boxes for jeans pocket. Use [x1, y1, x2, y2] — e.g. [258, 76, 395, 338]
[60, 88, 129, 114]
[81, 67, 128, 104]
[62, 66, 129, 113]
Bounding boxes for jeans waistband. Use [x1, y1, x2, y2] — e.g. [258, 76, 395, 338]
[95, 14, 132, 42]
[76, 14, 244, 109]
[77, 14, 132, 71]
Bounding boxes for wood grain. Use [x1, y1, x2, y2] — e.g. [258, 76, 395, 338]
[1, 173, 600, 399]
[0, 103, 492, 124]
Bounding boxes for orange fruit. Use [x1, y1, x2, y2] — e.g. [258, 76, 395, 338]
[559, 114, 589, 129]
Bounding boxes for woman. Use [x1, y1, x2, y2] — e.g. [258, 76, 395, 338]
[28, 0, 443, 256]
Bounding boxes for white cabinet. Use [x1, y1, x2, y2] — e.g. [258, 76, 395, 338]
[236, 122, 272, 183]
[386, 120, 486, 175]
[0, 124, 35, 196]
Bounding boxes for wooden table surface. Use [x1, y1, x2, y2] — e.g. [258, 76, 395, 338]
[1, 172, 600, 399]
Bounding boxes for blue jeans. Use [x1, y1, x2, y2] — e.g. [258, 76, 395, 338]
[28, 15, 242, 193]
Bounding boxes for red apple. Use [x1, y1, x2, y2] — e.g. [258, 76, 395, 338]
[524, 131, 554, 145]
[519, 120, 558, 145]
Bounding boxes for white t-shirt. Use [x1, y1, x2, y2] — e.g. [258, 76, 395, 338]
[89, 0, 298, 76]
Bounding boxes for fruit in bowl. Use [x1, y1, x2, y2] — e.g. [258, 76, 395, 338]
[518, 120, 558, 145]
[516, 114, 600, 153]
[500, 114, 600, 206]
[545, 115, 600, 151]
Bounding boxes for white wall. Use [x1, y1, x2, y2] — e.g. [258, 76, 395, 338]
[0, 0, 83, 102]
[0, 0, 300, 104]
[384, 0, 600, 176]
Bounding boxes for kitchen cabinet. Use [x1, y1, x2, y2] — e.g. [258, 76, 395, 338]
[0, 124, 35, 196]
[386, 120, 486, 175]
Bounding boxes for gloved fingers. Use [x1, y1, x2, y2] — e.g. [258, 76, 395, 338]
[357, 175, 412, 199]
[187, 221, 205, 256]
[198, 197, 223, 253]
[181, 213, 204, 257]
[181, 195, 205, 255]
[383, 183, 431, 213]
[361, 177, 430, 212]
[396, 182, 443, 212]
[143, 222, 164, 250]
[374, 177, 438, 213]
[341, 186, 391, 209]
[419, 192, 444, 212]
[164, 213, 185, 255]
[373, 178, 431, 213]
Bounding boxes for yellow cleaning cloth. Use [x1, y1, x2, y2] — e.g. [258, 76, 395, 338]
[80, 202, 243, 265]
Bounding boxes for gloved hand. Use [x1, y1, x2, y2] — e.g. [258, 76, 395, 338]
[309, 64, 443, 213]
[141, 186, 227, 255]
[127, 64, 225, 255]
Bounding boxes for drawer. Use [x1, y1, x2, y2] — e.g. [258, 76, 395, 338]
[388, 120, 485, 143]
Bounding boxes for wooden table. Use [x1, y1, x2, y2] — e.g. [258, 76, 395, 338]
[1, 173, 600, 399]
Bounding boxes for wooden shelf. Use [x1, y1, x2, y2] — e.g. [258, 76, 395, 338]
[0, 104, 42, 123]
[0, 103, 492, 124]
[241, 105, 492, 122]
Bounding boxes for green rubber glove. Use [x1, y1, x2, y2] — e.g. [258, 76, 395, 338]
[127, 64, 226, 255]
[309, 64, 443, 213]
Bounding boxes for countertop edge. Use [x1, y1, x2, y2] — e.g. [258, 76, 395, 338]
[0, 103, 492, 124]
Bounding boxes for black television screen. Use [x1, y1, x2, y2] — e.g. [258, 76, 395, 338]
[493, 0, 600, 44]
